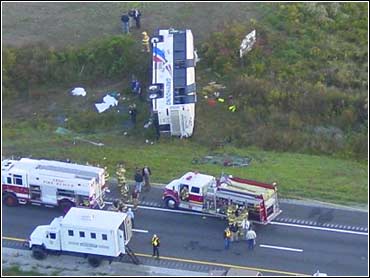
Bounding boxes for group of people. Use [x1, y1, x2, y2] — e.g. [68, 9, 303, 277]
[134, 166, 152, 194]
[224, 224, 257, 251]
[120, 9, 150, 52]
[121, 8, 142, 34]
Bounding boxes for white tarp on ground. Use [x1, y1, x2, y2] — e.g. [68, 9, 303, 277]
[71, 87, 87, 96]
[95, 95, 118, 113]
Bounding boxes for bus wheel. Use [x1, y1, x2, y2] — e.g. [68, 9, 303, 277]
[88, 255, 101, 267]
[3, 193, 18, 207]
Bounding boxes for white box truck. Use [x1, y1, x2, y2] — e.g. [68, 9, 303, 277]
[28, 207, 136, 267]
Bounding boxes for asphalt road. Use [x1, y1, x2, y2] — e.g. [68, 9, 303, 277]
[109, 183, 368, 231]
[2, 199, 368, 276]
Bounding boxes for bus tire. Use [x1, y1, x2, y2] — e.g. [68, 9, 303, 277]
[88, 255, 101, 267]
[32, 246, 47, 260]
[164, 197, 178, 209]
[3, 193, 19, 207]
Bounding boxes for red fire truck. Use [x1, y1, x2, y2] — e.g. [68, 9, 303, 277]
[163, 172, 281, 224]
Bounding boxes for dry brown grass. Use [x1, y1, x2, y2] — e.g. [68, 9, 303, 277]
[2, 2, 263, 48]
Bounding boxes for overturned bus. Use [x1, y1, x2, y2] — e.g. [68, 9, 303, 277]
[148, 28, 196, 138]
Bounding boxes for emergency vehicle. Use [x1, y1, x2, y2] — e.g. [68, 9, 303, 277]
[148, 28, 196, 138]
[2, 158, 106, 211]
[163, 172, 282, 224]
[28, 207, 137, 267]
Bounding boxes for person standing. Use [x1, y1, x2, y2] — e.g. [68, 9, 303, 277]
[230, 222, 238, 242]
[121, 13, 130, 34]
[246, 228, 257, 250]
[151, 234, 160, 259]
[134, 168, 144, 194]
[131, 77, 138, 95]
[128, 104, 137, 126]
[241, 218, 250, 239]
[224, 227, 231, 250]
[131, 190, 139, 210]
[127, 207, 135, 228]
[133, 9, 142, 29]
[142, 166, 152, 191]
[128, 9, 135, 28]
[142, 31, 150, 53]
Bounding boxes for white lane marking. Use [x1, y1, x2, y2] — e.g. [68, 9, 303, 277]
[106, 201, 368, 235]
[132, 229, 148, 233]
[271, 221, 368, 236]
[260, 244, 303, 252]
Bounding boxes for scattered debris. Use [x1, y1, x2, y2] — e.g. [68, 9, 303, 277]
[192, 154, 251, 167]
[95, 94, 118, 113]
[74, 137, 104, 146]
[55, 127, 72, 135]
[144, 118, 153, 129]
[55, 127, 104, 146]
[71, 87, 87, 96]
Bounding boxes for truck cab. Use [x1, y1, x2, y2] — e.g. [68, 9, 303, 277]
[29, 217, 63, 251]
[163, 172, 216, 211]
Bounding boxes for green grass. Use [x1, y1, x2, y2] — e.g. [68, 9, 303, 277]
[2, 265, 47, 276]
[2, 121, 367, 206]
[2, 2, 368, 208]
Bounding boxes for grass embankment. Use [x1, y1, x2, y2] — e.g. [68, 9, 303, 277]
[2, 266, 49, 276]
[2, 122, 367, 206]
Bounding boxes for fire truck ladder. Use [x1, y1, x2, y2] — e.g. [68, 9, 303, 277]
[125, 245, 140, 265]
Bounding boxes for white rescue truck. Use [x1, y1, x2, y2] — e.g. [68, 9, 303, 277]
[28, 207, 136, 267]
[163, 172, 282, 224]
[2, 158, 107, 212]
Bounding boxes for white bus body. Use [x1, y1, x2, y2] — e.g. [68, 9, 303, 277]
[149, 28, 196, 138]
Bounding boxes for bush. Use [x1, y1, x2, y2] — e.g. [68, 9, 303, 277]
[2, 36, 145, 97]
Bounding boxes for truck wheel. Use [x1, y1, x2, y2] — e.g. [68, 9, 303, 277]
[164, 197, 178, 209]
[32, 246, 47, 260]
[59, 200, 74, 214]
[88, 255, 101, 267]
[3, 193, 18, 207]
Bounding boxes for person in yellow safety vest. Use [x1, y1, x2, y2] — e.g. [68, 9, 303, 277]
[142, 31, 150, 53]
[151, 234, 160, 259]
[228, 104, 236, 112]
[224, 227, 232, 249]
